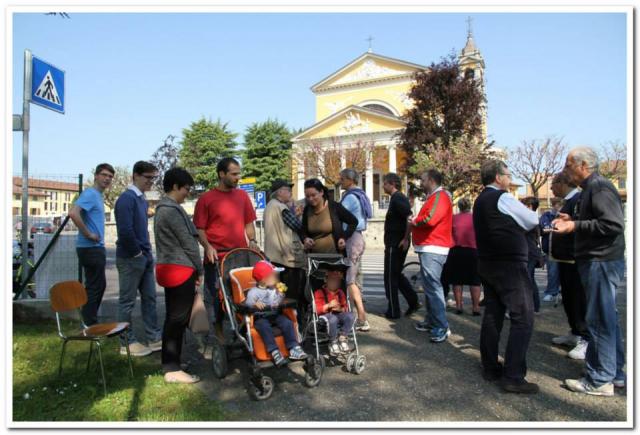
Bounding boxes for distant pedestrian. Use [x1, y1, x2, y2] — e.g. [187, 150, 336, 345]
[381, 173, 420, 318]
[540, 199, 563, 302]
[154, 167, 202, 384]
[339, 169, 372, 332]
[521, 196, 543, 314]
[68, 163, 114, 326]
[554, 147, 626, 396]
[193, 157, 258, 339]
[548, 171, 589, 360]
[264, 179, 307, 319]
[405, 169, 453, 343]
[474, 160, 540, 394]
[114, 161, 163, 357]
[441, 197, 482, 316]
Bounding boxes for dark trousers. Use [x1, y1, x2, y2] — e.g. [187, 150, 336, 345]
[254, 314, 298, 353]
[273, 263, 307, 322]
[203, 262, 222, 325]
[77, 247, 107, 326]
[527, 260, 541, 313]
[323, 311, 356, 340]
[162, 273, 196, 373]
[384, 246, 419, 317]
[479, 260, 535, 383]
[558, 262, 588, 339]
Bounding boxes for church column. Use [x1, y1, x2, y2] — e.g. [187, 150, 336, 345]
[296, 160, 305, 200]
[365, 148, 374, 204]
[339, 152, 347, 197]
[388, 143, 397, 173]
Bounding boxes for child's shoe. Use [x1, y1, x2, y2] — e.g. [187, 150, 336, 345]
[338, 335, 350, 353]
[271, 349, 287, 367]
[288, 345, 308, 360]
[329, 340, 341, 356]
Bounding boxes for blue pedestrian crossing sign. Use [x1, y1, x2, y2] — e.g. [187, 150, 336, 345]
[31, 56, 65, 113]
[255, 191, 266, 209]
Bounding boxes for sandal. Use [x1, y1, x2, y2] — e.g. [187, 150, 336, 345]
[164, 371, 201, 384]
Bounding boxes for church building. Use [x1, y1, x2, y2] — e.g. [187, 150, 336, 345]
[291, 28, 486, 208]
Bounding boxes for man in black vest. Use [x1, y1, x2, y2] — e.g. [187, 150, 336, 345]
[548, 171, 589, 360]
[553, 147, 626, 397]
[474, 160, 540, 394]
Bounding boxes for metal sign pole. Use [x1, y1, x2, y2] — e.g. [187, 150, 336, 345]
[20, 49, 32, 292]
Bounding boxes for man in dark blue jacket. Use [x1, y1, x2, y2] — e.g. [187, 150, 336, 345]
[554, 147, 626, 396]
[115, 161, 163, 357]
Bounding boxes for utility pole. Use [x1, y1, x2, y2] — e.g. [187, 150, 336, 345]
[20, 49, 32, 292]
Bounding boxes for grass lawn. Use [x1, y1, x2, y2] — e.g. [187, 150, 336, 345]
[13, 319, 228, 422]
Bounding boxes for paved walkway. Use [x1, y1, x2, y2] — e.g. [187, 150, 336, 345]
[111, 249, 627, 422]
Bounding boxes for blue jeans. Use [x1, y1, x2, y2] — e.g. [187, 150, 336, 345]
[577, 259, 626, 387]
[116, 254, 162, 345]
[543, 258, 560, 296]
[253, 314, 299, 353]
[418, 252, 449, 332]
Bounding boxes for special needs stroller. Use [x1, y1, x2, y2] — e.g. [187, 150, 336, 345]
[302, 253, 367, 375]
[210, 248, 323, 401]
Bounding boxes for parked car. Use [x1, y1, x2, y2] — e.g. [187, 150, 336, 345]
[30, 222, 54, 237]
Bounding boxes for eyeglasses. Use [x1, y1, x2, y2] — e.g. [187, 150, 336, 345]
[499, 172, 512, 179]
[141, 174, 158, 181]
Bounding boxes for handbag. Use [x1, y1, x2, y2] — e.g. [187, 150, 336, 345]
[189, 290, 210, 334]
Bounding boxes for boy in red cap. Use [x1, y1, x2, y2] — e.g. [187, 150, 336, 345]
[314, 270, 355, 356]
[245, 260, 308, 366]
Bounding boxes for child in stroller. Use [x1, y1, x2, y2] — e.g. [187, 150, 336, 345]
[314, 270, 355, 356]
[245, 260, 308, 367]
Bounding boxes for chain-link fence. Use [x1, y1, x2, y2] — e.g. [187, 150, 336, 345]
[12, 173, 84, 299]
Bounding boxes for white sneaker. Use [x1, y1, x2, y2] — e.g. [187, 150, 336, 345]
[446, 299, 457, 309]
[568, 338, 588, 360]
[121, 342, 152, 357]
[552, 333, 579, 347]
[542, 294, 555, 302]
[148, 340, 163, 352]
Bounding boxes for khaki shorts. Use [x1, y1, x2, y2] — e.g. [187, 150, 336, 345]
[345, 231, 365, 288]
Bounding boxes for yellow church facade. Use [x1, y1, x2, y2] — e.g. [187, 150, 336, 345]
[291, 30, 486, 207]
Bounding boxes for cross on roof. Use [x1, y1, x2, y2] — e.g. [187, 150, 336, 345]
[466, 16, 473, 37]
[366, 35, 374, 52]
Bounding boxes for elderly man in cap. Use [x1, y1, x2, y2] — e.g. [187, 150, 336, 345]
[553, 146, 626, 397]
[263, 179, 307, 317]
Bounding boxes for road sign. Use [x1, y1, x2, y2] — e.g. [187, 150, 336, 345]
[255, 191, 266, 209]
[31, 56, 65, 113]
[239, 183, 255, 196]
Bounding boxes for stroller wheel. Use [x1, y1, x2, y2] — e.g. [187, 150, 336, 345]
[304, 356, 323, 388]
[345, 352, 357, 372]
[211, 340, 228, 379]
[248, 375, 274, 401]
[353, 355, 367, 375]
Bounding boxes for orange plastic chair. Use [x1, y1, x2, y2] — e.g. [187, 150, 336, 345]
[49, 281, 133, 395]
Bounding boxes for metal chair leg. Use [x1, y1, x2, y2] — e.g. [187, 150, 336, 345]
[95, 341, 107, 395]
[86, 341, 94, 373]
[58, 340, 68, 377]
[123, 332, 134, 378]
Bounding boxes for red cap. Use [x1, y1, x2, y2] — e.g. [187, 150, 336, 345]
[252, 260, 284, 282]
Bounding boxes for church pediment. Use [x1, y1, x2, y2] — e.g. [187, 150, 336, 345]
[292, 105, 406, 141]
[311, 52, 427, 92]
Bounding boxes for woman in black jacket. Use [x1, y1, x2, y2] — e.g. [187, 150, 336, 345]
[301, 178, 357, 255]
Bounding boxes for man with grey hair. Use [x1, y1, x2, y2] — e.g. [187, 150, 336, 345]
[339, 168, 372, 331]
[553, 146, 626, 397]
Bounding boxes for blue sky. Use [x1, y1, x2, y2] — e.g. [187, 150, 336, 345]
[12, 12, 627, 177]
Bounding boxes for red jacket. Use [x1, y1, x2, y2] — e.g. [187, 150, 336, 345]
[314, 287, 348, 315]
[412, 188, 453, 248]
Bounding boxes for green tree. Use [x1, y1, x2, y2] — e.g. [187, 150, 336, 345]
[179, 118, 238, 189]
[242, 119, 293, 191]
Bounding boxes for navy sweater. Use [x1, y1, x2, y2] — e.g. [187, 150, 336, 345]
[115, 188, 152, 258]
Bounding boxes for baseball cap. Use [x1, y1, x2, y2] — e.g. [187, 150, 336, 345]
[270, 179, 294, 193]
[252, 260, 285, 282]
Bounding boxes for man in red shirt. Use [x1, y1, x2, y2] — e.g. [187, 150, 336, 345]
[193, 157, 258, 336]
[403, 169, 453, 343]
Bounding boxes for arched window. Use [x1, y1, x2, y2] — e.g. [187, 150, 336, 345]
[362, 104, 394, 116]
[464, 68, 475, 79]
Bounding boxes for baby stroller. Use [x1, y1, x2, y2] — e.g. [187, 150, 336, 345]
[210, 248, 323, 401]
[302, 253, 367, 375]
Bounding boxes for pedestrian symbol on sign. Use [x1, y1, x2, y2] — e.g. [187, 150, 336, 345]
[34, 71, 61, 105]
